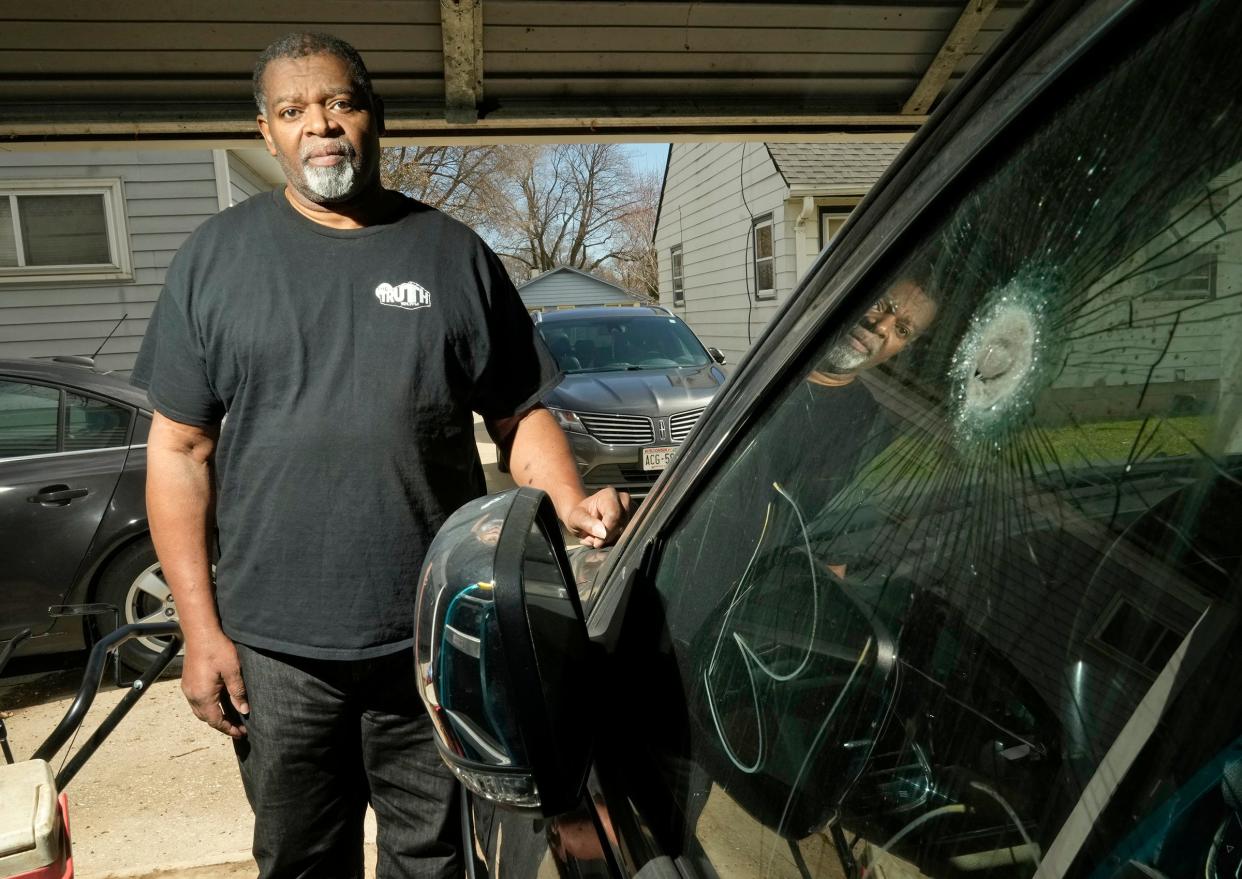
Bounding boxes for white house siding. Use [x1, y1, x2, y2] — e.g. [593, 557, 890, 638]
[228, 151, 270, 206]
[1044, 179, 1242, 426]
[656, 143, 790, 364]
[518, 269, 634, 310]
[0, 149, 274, 375]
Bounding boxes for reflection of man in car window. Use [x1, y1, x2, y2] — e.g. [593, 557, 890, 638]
[812, 278, 938, 387]
[775, 278, 938, 528]
[673, 277, 939, 644]
[677, 278, 939, 819]
[666, 276, 941, 848]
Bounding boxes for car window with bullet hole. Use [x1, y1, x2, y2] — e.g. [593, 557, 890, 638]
[640, 3, 1242, 878]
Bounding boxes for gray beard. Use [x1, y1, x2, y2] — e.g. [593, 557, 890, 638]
[302, 158, 360, 201]
[820, 340, 868, 373]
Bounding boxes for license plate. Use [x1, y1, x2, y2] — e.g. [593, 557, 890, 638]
[642, 446, 678, 471]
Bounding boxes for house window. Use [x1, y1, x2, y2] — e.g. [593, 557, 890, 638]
[0, 179, 132, 284]
[819, 208, 851, 251]
[1091, 596, 1186, 675]
[670, 245, 685, 306]
[1144, 251, 1217, 301]
[752, 215, 774, 300]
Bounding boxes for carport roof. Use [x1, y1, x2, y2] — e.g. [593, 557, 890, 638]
[0, 0, 1031, 144]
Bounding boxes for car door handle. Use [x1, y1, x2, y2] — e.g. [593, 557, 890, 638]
[27, 485, 90, 504]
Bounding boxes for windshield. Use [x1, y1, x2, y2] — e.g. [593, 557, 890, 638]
[537, 314, 711, 373]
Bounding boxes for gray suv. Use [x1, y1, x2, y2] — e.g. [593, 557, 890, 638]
[532, 306, 727, 497]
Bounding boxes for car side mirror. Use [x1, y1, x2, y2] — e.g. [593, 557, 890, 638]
[414, 487, 593, 815]
[707, 346, 727, 365]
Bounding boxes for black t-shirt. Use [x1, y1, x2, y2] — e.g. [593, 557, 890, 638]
[132, 189, 560, 659]
[660, 372, 895, 648]
[771, 376, 893, 516]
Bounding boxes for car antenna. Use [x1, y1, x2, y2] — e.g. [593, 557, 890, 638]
[51, 313, 129, 371]
[92, 313, 127, 360]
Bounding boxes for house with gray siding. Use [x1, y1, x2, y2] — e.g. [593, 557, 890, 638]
[1039, 178, 1242, 424]
[517, 266, 639, 312]
[653, 139, 908, 363]
[0, 148, 281, 374]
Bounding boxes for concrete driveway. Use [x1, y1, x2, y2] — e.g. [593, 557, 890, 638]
[0, 421, 515, 879]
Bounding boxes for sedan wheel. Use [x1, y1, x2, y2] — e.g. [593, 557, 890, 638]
[96, 537, 183, 674]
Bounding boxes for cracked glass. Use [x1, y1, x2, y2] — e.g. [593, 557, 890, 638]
[641, 3, 1242, 878]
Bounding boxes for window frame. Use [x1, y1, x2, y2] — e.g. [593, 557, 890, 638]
[1142, 250, 1217, 301]
[1089, 594, 1188, 676]
[818, 207, 853, 253]
[0, 377, 136, 461]
[0, 178, 133, 284]
[751, 214, 775, 300]
[670, 244, 685, 307]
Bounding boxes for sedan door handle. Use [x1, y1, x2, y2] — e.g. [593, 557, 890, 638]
[28, 485, 90, 504]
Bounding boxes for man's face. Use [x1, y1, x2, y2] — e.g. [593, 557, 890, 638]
[821, 280, 938, 375]
[256, 52, 380, 204]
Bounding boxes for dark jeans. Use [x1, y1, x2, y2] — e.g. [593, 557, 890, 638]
[233, 643, 461, 879]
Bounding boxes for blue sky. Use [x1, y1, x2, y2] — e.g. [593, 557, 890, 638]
[624, 143, 670, 177]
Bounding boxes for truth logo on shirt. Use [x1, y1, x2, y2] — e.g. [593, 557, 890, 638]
[374, 281, 432, 310]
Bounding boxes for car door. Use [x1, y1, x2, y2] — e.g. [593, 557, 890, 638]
[469, 0, 1242, 877]
[0, 377, 133, 642]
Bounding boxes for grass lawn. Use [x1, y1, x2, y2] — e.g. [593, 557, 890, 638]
[852, 414, 1217, 493]
[1031, 415, 1212, 464]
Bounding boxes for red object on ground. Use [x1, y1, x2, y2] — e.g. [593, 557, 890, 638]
[0, 769, 73, 879]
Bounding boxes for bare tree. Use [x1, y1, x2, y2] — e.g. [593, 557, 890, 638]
[380, 145, 513, 230]
[490, 144, 654, 290]
[382, 143, 660, 294]
[611, 168, 660, 300]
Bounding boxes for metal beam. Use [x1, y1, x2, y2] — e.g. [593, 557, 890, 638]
[0, 114, 926, 146]
[440, 0, 483, 125]
[902, 0, 998, 116]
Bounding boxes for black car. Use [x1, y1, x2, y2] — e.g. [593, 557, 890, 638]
[415, 1, 1242, 879]
[0, 358, 177, 671]
[533, 306, 728, 497]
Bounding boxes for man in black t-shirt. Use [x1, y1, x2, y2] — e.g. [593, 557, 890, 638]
[791, 278, 938, 537]
[132, 32, 627, 879]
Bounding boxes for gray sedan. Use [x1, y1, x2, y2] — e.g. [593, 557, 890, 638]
[0, 358, 176, 672]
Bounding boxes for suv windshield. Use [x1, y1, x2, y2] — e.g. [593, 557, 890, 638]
[537, 315, 711, 373]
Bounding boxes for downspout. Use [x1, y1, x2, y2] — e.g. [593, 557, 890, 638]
[793, 195, 815, 283]
[212, 150, 232, 211]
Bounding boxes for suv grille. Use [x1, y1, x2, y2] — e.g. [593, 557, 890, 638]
[583, 464, 660, 488]
[578, 412, 654, 445]
[669, 408, 705, 443]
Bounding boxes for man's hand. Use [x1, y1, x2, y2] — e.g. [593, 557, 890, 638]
[565, 488, 631, 548]
[181, 630, 249, 738]
[490, 407, 634, 546]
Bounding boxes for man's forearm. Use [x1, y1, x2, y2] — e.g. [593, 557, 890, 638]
[146, 413, 222, 644]
[500, 407, 588, 521]
[147, 413, 248, 737]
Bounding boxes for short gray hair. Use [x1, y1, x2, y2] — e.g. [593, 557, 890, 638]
[252, 32, 374, 115]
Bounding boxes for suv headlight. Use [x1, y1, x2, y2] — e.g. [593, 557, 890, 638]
[548, 407, 587, 434]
